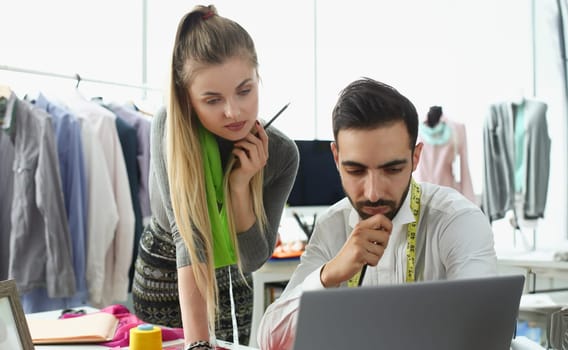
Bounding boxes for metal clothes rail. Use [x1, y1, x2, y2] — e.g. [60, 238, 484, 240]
[0, 64, 161, 92]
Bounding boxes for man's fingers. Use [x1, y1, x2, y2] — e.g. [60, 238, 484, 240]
[365, 240, 386, 261]
[358, 214, 393, 233]
[363, 247, 383, 266]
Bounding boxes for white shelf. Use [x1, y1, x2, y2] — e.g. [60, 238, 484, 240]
[249, 258, 299, 348]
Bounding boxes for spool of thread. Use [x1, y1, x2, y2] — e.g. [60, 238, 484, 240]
[129, 324, 162, 350]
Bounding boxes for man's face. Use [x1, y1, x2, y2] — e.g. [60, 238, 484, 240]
[331, 121, 422, 220]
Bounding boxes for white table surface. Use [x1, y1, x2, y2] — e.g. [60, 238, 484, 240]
[25, 306, 544, 349]
[511, 336, 546, 349]
[26, 308, 257, 349]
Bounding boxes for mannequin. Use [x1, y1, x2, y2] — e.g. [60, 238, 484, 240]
[426, 105, 443, 127]
[510, 99, 538, 229]
[482, 98, 550, 249]
[415, 106, 476, 204]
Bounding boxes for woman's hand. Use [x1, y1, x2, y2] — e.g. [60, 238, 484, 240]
[229, 120, 269, 190]
[229, 121, 268, 232]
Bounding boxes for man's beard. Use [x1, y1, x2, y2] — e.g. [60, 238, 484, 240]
[347, 176, 412, 221]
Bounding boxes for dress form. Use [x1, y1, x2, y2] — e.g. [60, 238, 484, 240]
[510, 99, 539, 250]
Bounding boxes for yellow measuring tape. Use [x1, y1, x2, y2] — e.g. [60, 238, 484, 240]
[348, 179, 421, 287]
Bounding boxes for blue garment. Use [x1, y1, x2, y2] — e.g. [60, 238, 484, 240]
[23, 94, 89, 311]
[107, 103, 152, 219]
[114, 115, 142, 292]
[418, 122, 452, 145]
[513, 102, 526, 193]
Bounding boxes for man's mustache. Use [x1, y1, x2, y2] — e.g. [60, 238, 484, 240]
[359, 199, 396, 208]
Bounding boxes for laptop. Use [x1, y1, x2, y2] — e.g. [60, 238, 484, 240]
[293, 274, 525, 350]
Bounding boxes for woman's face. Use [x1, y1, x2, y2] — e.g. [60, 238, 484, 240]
[188, 56, 259, 141]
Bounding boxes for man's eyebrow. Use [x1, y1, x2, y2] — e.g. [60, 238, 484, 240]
[341, 160, 366, 168]
[201, 78, 253, 96]
[378, 159, 408, 168]
[341, 158, 408, 168]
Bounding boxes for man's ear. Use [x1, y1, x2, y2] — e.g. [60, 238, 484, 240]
[330, 141, 340, 170]
[412, 142, 423, 172]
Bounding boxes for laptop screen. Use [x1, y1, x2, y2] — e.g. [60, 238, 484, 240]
[293, 275, 525, 350]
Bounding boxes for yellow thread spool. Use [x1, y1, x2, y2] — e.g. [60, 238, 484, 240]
[129, 324, 162, 350]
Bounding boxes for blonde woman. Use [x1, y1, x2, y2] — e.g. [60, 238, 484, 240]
[132, 5, 299, 349]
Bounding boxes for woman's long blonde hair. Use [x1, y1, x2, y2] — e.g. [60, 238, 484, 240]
[167, 4, 267, 336]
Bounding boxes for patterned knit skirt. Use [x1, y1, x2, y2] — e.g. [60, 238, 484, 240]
[132, 218, 253, 344]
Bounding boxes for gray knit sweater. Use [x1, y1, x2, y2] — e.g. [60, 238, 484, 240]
[148, 107, 299, 272]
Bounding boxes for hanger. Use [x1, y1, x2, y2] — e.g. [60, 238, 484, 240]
[75, 73, 82, 89]
[127, 100, 154, 117]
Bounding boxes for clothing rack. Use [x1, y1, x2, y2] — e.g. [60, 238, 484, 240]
[0, 64, 161, 92]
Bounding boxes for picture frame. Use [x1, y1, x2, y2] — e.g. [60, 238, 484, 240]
[0, 279, 34, 350]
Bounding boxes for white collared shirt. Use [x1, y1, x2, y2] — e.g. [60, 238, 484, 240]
[258, 181, 498, 350]
[354, 189, 414, 286]
[66, 90, 135, 306]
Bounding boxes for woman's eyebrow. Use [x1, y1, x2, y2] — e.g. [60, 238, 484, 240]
[200, 78, 253, 96]
[236, 78, 253, 89]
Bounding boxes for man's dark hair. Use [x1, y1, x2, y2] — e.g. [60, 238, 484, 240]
[332, 77, 419, 149]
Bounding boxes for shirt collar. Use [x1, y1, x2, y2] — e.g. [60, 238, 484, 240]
[348, 184, 415, 228]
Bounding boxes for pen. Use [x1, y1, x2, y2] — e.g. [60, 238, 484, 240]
[309, 213, 317, 237]
[263, 102, 290, 129]
[292, 211, 310, 236]
[240, 102, 290, 169]
[358, 264, 367, 287]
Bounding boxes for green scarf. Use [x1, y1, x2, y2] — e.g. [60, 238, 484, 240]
[198, 124, 237, 268]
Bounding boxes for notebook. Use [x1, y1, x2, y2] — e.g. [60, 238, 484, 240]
[293, 274, 525, 350]
[26, 312, 119, 344]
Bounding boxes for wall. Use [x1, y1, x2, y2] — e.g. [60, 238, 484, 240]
[1, 0, 565, 251]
